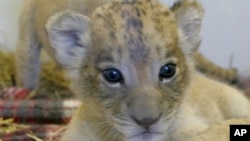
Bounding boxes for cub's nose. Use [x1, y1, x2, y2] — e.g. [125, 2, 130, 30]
[132, 115, 161, 128]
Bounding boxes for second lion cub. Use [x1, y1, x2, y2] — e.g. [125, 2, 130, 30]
[46, 0, 250, 141]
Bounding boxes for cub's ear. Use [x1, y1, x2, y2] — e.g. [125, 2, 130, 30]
[46, 10, 91, 69]
[171, 0, 204, 55]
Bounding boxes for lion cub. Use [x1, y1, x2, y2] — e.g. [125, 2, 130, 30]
[45, 0, 250, 141]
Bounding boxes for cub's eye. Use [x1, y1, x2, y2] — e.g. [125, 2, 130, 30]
[102, 69, 123, 83]
[159, 64, 176, 79]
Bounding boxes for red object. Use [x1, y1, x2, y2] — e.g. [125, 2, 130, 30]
[1, 87, 30, 100]
[0, 99, 80, 124]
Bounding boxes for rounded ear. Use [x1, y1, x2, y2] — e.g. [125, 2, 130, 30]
[46, 10, 91, 69]
[171, 0, 204, 55]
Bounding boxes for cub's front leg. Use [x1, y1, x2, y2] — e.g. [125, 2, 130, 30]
[167, 109, 209, 141]
[187, 118, 250, 141]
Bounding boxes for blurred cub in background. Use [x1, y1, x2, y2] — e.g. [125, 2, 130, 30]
[15, 0, 111, 90]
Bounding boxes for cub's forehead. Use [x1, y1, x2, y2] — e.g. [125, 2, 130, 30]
[90, 0, 179, 63]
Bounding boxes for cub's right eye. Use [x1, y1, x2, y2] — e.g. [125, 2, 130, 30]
[102, 69, 123, 83]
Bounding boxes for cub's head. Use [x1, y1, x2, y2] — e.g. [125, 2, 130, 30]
[46, 0, 203, 140]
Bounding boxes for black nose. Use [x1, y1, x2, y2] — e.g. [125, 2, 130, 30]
[132, 115, 160, 128]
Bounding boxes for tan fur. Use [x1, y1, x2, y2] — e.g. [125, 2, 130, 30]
[17, 0, 250, 141]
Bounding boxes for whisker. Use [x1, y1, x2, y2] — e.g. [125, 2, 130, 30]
[113, 116, 133, 126]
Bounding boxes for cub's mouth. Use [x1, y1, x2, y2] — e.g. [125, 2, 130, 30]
[128, 130, 163, 140]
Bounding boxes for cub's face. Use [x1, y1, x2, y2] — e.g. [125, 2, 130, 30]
[46, 0, 203, 140]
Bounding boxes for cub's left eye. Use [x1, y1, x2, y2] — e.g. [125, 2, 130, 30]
[159, 64, 176, 80]
[102, 69, 123, 83]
